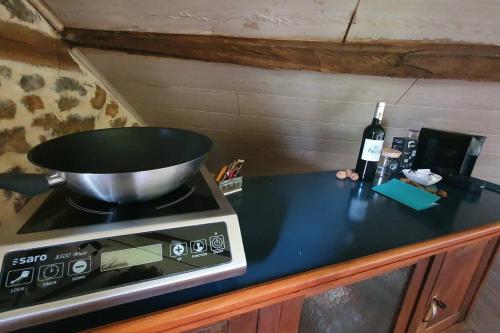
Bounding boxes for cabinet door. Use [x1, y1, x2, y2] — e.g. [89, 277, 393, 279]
[298, 266, 414, 333]
[186, 299, 304, 333]
[410, 238, 497, 333]
[188, 321, 228, 333]
[186, 311, 259, 333]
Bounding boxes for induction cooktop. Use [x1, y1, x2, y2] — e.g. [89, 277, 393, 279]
[0, 167, 246, 331]
[20, 171, 220, 233]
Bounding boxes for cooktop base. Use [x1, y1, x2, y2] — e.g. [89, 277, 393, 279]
[0, 168, 246, 332]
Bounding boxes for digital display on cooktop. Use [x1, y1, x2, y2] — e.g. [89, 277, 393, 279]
[19, 172, 219, 234]
[100, 244, 163, 271]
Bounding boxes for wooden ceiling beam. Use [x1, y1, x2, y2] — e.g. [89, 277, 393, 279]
[62, 28, 500, 82]
[0, 21, 78, 70]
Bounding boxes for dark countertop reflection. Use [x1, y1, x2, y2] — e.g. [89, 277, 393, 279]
[21, 172, 500, 332]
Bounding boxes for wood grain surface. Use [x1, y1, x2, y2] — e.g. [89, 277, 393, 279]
[64, 30, 500, 82]
[256, 303, 282, 333]
[0, 21, 78, 70]
[393, 258, 432, 333]
[40, 0, 357, 40]
[227, 310, 258, 333]
[187, 321, 228, 333]
[78, 48, 500, 183]
[77, 47, 414, 103]
[422, 240, 491, 332]
[442, 248, 500, 333]
[277, 297, 304, 333]
[408, 238, 498, 333]
[39, 0, 500, 45]
[348, 0, 500, 45]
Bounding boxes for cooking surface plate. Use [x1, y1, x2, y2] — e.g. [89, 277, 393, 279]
[19, 172, 219, 234]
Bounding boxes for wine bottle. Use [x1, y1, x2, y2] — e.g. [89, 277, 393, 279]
[355, 102, 386, 181]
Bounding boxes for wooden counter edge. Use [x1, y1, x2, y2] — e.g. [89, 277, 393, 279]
[86, 221, 500, 333]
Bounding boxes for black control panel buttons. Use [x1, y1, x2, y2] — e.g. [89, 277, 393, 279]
[0, 222, 231, 314]
[68, 258, 91, 276]
[38, 263, 64, 282]
[190, 239, 207, 254]
[5, 268, 34, 287]
[209, 235, 225, 251]
[170, 242, 188, 257]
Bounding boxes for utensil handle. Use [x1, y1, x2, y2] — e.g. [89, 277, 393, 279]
[0, 173, 52, 196]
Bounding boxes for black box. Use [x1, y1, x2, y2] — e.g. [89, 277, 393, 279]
[413, 128, 486, 181]
[391, 137, 418, 170]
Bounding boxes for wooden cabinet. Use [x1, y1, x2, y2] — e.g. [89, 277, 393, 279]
[298, 266, 413, 333]
[91, 233, 499, 333]
[407, 238, 498, 333]
[186, 298, 304, 333]
[190, 237, 498, 333]
[188, 321, 228, 333]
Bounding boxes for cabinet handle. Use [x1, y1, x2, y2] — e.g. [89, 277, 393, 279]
[423, 301, 438, 323]
[423, 297, 446, 323]
[434, 298, 447, 309]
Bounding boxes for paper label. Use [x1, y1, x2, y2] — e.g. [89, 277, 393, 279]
[361, 139, 384, 161]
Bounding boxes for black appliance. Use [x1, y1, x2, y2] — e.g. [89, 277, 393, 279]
[413, 128, 485, 182]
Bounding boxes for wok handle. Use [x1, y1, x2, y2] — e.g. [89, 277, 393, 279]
[0, 173, 54, 196]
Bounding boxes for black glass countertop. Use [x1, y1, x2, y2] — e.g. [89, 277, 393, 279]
[19, 172, 500, 332]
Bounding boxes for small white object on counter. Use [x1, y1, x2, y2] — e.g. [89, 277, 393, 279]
[402, 169, 442, 186]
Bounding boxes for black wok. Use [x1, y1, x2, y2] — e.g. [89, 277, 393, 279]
[0, 127, 212, 203]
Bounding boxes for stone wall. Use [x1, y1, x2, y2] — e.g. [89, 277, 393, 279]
[0, 0, 141, 223]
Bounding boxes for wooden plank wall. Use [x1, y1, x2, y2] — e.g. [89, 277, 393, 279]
[348, 0, 500, 45]
[39, 0, 500, 183]
[79, 48, 500, 184]
[40, 0, 357, 40]
[41, 0, 500, 46]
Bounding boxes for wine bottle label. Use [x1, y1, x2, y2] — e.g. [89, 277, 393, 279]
[361, 139, 384, 161]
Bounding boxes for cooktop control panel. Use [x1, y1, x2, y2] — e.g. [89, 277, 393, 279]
[0, 222, 231, 313]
